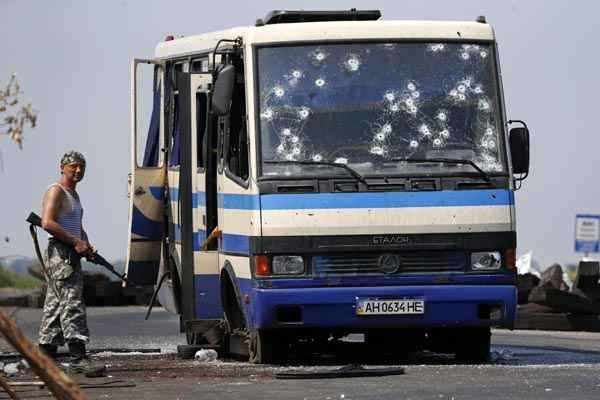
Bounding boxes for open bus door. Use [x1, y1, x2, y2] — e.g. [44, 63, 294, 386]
[125, 59, 165, 288]
[171, 71, 222, 342]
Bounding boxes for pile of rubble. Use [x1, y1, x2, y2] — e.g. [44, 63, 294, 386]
[516, 261, 600, 331]
[0, 266, 154, 308]
[82, 273, 154, 306]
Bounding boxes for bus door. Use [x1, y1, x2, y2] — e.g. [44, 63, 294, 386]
[175, 72, 222, 329]
[191, 74, 222, 321]
[125, 59, 165, 287]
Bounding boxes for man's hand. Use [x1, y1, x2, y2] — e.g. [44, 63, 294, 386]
[85, 242, 96, 261]
[74, 239, 91, 256]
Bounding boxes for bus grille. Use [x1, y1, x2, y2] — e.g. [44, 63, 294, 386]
[311, 251, 467, 276]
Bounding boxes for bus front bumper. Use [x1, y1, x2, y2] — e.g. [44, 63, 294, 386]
[250, 285, 516, 330]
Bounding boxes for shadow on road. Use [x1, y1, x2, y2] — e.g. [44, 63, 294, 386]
[242, 340, 600, 367]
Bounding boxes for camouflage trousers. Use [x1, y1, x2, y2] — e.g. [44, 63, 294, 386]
[38, 242, 89, 346]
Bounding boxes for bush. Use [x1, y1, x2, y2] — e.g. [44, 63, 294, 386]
[0, 266, 41, 289]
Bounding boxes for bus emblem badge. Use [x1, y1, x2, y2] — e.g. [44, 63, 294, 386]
[378, 254, 400, 274]
[372, 235, 411, 246]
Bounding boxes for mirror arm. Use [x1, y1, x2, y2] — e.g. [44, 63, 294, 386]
[211, 37, 243, 73]
[507, 119, 529, 130]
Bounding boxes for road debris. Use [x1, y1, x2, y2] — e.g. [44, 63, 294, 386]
[275, 363, 405, 379]
[194, 349, 218, 362]
[489, 349, 514, 363]
[3, 362, 21, 376]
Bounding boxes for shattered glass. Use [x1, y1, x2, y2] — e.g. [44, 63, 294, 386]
[258, 42, 505, 178]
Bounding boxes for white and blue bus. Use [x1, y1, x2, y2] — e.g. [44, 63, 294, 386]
[126, 10, 530, 363]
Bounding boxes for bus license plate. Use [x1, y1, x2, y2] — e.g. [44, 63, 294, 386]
[356, 299, 425, 315]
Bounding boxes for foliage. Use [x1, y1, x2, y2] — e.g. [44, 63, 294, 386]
[0, 265, 42, 289]
[0, 74, 38, 149]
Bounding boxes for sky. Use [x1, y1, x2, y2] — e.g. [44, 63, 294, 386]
[1, 0, 599, 267]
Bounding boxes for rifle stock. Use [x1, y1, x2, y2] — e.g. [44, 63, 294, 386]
[26, 212, 42, 227]
[26, 212, 130, 284]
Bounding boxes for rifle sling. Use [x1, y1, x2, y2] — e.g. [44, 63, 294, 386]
[28, 224, 61, 300]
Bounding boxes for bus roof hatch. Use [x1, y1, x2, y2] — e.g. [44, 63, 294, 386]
[258, 9, 382, 26]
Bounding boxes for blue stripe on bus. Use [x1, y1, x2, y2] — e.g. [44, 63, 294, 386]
[218, 193, 261, 210]
[169, 187, 178, 202]
[168, 187, 203, 208]
[260, 189, 513, 210]
[172, 223, 248, 254]
[131, 206, 162, 240]
[149, 186, 164, 201]
[168, 189, 512, 210]
[220, 233, 250, 254]
[172, 225, 206, 251]
[194, 192, 205, 207]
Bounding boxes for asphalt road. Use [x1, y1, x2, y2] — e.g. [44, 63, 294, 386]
[2, 307, 600, 399]
[2, 306, 186, 353]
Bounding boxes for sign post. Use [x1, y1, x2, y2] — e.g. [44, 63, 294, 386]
[575, 214, 600, 257]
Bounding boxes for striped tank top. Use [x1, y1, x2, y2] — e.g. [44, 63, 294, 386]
[48, 184, 83, 239]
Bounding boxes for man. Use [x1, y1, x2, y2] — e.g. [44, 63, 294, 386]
[38, 151, 92, 369]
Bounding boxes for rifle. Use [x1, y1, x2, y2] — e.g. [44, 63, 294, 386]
[26, 212, 130, 284]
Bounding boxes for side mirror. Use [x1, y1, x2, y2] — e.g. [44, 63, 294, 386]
[509, 126, 530, 177]
[212, 65, 235, 116]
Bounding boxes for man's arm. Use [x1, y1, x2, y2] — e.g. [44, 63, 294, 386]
[41, 186, 90, 255]
[80, 210, 94, 259]
[80, 208, 89, 243]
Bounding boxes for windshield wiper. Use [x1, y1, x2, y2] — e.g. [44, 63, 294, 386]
[394, 157, 493, 183]
[264, 160, 367, 184]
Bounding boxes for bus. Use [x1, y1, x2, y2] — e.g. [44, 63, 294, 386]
[125, 9, 530, 364]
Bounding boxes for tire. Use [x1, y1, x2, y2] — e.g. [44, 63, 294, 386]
[186, 331, 209, 345]
[248, 330, 285, 364]
[179, 329, 211, 359]
[177, 344, 203, 359]
[455, 327, 491, 363]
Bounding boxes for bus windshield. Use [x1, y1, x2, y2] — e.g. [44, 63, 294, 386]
[257, 41, 506, 179]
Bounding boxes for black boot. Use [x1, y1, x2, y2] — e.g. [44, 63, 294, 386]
[67, 340, 87, 362]
[38, 343, 58, 359]
[67, 340, 91, 373]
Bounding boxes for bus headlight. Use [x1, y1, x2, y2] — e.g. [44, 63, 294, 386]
[471, 252, 501, 271]
[272, 256, 305, 275]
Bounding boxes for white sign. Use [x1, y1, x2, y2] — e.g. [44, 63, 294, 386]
[575, 214, 600, 253]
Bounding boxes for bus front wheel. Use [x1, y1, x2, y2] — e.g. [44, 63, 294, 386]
[248, 330, 284, 364]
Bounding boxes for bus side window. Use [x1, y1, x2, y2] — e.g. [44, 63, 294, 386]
[191, 57, 209, 73]
[196, 93, 208, 169]
[169, 92, 181, 167]
[217, 116, 225, 172]
[225, 57, 249, 182]
[142, 66, 162, 167]
[168, 63, 184, 167]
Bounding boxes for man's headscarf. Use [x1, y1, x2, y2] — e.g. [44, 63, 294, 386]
[60, 151, 86, 167]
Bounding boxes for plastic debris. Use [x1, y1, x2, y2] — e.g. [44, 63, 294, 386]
[194, 349, 218, 362]
[516, 251, 542, 278]
[489, 348, 514, 363]
[3, 362, 20, 376]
